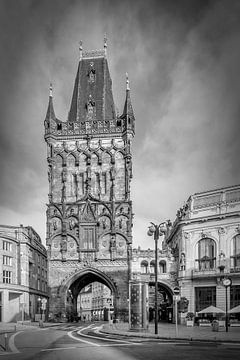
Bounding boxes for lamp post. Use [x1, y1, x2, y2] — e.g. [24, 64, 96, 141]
[222, 277, 232, 333]
[147, 222, 168, 335]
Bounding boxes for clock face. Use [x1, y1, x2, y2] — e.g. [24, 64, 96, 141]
[223, 278, 232, 287]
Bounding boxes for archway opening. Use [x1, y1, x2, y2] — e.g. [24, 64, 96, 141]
[65, 270, 116, 323]
[148, 282, 173, 323]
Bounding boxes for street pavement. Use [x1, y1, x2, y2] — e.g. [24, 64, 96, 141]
[0, 320, 240, 347]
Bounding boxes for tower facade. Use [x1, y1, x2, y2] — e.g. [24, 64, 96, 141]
[44, 40, 135, 320]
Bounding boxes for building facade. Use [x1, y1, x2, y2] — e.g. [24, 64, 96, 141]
[166, 184, 240, 323]
[0, 225, 48, 322]
[44, 40, 135, 321]
[132, 245, 177, 322]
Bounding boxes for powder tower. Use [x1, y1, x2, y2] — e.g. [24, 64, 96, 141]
[44, 39, 135, 320]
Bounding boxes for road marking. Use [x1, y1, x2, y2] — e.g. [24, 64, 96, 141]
[76, 326, 137, 344]
[68, 330, 101, 346]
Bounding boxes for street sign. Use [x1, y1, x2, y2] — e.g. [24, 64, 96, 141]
[173, 295, 181, 301]
[173, 286, 180, 295]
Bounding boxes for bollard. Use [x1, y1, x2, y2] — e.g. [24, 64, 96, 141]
[39, 320, 43, 328]
[4, 333, 8, 351]
[212, 320, 219, 332]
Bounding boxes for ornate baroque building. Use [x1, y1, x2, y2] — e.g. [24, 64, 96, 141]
[44, 40, 135, 320]
[166, 184, 240, 323]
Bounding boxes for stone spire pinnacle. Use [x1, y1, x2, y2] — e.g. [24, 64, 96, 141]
[121, 73, 135, 135]
[126, 72, 130, 91]
[104, 34, 107, 57]
[79, 40, 83, 60]
[45, 82, 56, 121]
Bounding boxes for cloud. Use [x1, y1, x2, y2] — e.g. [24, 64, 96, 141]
[0, 0, 239, 247]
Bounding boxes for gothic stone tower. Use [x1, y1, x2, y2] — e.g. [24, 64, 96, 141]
[44, 40, 135, 321]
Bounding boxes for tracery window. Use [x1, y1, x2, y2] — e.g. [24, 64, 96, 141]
[196, 238, 216, 270]
[83, 227, 94, 250]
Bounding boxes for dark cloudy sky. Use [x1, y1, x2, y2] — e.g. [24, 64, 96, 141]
[0, 0, 240, 249]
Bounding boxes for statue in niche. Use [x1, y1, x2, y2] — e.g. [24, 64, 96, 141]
[69, 219, 75, 230]
[119, 219, 123, 229]
[102, 219, 106, 230]
[53, 220, 57, 231]
[110, 235, 116, 247]
[101, 207, 106, 215]
[179, 252, 186, 271]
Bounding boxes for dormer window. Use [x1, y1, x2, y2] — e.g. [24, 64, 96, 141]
[117, 119, 122, 127]
[87, 62, 96, 83]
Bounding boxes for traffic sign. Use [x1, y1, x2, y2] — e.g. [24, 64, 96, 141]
[173, 295, 181, 301]
[173, 286, 180, 295]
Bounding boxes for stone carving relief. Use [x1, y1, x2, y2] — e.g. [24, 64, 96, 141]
[98, 216, 111, 232]
[67, 236, 78, 259]
[50, 235, 61, 259]
[98, 234, 111, 259]
[51, 217, 62, 232]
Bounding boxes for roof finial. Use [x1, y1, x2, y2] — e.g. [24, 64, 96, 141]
[104, 34, 107, 56]
[126, 72, 130, 91]
[49, 82, 53, 97]
[79, 40, 83, 60]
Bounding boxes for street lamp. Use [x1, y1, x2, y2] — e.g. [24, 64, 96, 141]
[222, 277, 232, 333]
[147, 222, 168, 334]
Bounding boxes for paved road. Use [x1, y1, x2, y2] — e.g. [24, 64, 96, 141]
[2, 323, 240, 360]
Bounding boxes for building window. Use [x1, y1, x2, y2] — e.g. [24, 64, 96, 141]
[140, 260, 148, 273]
[3, 241, 12, 251]
[159, 260, 166, 273]
[3, 255, 12, 266]
[150, 260, 155, 273]
[231, 235, 240, 268]
[83, 228, 94, 250]
[196, 238, 216, 270]
[3, 270, 12, 284]
[230, 285, 240, 308]
[195, 286, 216, 312]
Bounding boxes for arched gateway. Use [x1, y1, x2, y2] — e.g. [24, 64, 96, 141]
[44, 40, 135, 322]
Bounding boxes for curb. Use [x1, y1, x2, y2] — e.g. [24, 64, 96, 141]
[100, 328, 240, 344]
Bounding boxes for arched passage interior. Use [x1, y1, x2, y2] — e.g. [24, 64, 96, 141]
[63, 269, 118, 322]
[148, 282, 173, 322]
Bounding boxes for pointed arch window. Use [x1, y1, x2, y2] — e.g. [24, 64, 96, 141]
[140, 260, 148, 274]
[83, 227, 95, 250]
[231, 234, 240, 268]
[196, 238, 216, 270]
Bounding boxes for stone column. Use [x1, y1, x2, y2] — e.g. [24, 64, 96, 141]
[129, 279, 148, 331]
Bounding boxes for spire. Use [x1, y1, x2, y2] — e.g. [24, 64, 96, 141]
[126, 72, 130, 91]
[68, 42, 116, 125]
[45, 83, 56, 121]
[79, 40, 83, 60]
[121, 73, 135, 133]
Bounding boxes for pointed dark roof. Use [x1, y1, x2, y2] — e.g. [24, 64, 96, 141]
[120, 74, 135, 135]
[121, 88, 135, 121]
[68, 49, 116, 123]
[45, 84, 56, 122]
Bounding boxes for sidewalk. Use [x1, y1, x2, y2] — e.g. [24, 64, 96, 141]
[101, 322, 240, 343]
